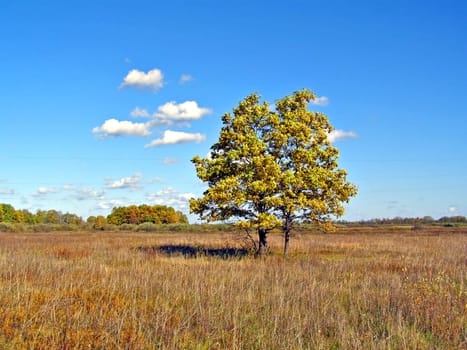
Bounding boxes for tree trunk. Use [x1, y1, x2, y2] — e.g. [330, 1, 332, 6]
[283, 216, 292, 256]
[283, 229, 290, 256]
[257, 228, 268, 256]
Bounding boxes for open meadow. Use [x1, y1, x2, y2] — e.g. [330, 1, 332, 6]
[0, 227, 465, 349]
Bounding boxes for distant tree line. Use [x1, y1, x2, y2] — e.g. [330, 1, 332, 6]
[0, 203, 188, 228]
[338, 216, 467, 226]
[0, 203, 83, 225]
[106, 204, 188, 225]
[1, 202, 465, 231]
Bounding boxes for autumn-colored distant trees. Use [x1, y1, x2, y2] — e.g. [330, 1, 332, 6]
[107, 205, 188, 225]
[0, 203, 188, 226]
[0, 204, 83, 225]
[340, 216, 467, 226]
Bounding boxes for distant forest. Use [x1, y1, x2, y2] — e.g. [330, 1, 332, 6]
[0, 203, 188, 229]
[1, 203, 465, 228]
[338, 215, 466, 226]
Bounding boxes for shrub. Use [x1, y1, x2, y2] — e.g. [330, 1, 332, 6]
[0, 222, 17, 232]
[117, 223, 137, 231]
[103, 224, 119, 231]
[31, 224, 55, 232]
[135, 223, 159, 232]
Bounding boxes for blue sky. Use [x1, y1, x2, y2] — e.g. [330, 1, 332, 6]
[0, 0, 466, 221]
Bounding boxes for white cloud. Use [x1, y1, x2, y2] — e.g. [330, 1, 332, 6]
[328, 129, 357, 143]
[178, 192, 196, 201]
[179, 74, 193, 84]
[97, 199, 123, 210]
[163, 158, 180, 165]
[106, 173, 143, 190]
[73, 188, 105, 201]
[0, 188, 14, 195]
[155, 101, 212, 121]
[148, 187, 176, 199]
[145, 130, 206, 148]
[311, 96, 329, 106]
[32, 187, 58, 197]
[93, 118, 151, 138]
[120, 68, 164, 90]
[94, 101, 211, 141]
[38, 187, 57, 194]
[147, 187, 195, 210]
[130, 107, 150, 118]
[448, 206, 457, 213]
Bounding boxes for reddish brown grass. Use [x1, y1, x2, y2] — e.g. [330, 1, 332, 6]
[0, 228, 465, 349]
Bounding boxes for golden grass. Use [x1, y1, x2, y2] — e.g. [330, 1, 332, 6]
[0, 228, 465, 349]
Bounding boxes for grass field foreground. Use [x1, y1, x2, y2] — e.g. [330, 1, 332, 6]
[0, 228, 465, 349]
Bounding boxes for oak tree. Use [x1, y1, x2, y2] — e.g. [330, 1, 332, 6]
[190, 94, 280, 255]
[268, 90, 358, 254]
[190, 89, 357, 255]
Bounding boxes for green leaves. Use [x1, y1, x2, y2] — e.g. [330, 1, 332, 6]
[190, 89, 358, 254]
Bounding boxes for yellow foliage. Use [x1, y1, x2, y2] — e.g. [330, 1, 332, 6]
[190, 89, 357, 254]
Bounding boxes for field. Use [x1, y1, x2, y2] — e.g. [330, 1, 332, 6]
[0, 227, 465, 349]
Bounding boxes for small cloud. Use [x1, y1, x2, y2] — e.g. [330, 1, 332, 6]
[328, 129, 357, 143]
[119, 68, 164, 91]
[97, 199, 123, 211]
[93, 118, 151, 138]
[178, 192, 196, 201]
[148, 187, 176, 199]
[179, 74, 193, 84]
[154, 101, 212, 122]
[106, 173, 143, 190]
[311, 96, 329, 106]
[145, 130, 206, 148]
[130, 107, 150, 118]
[147, 187, 195, 210]
[32, 187, 58, 197]
[0, 188, 15, 195]
[448, 206, 457, 213]
[67, 187, 105, 201]
[163, 158, 180, 165]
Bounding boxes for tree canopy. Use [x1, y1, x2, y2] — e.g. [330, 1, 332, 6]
[0, 204, 83, 225]
[107, 204, 188, 225]
[190, 89, 358, 255]
[0, 203, 188, 227]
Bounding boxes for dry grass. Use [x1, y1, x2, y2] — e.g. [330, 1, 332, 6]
[0, 228, 465, 349]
